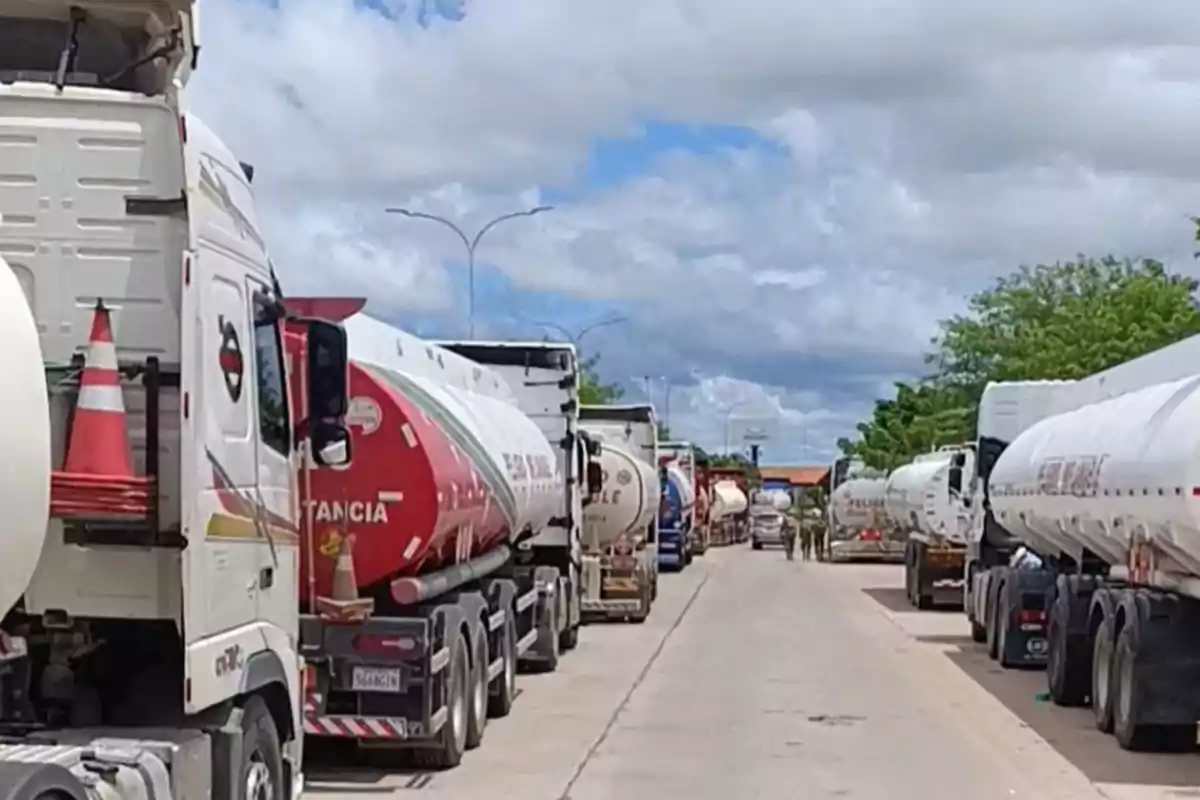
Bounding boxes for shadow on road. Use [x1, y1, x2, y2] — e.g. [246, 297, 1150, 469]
[861, 586, 959, 614]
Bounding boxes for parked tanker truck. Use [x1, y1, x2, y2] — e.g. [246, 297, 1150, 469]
[658, 442, 698, 570]
[577, 404, 661, 622]
[829, 473, 897, 563]
[709, 480, 749, 548]
[0, 19, 357, 793]
[968, 336, 1200, 752]
[708, 465, 751, 544]
[885, 447, 974, 608]
[291, 314, 596, 767]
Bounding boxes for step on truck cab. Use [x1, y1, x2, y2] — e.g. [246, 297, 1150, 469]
[578, 404, 661, 622]
[0, 2, 354, 796]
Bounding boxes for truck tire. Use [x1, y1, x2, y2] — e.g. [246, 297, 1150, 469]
[239, 695, 284, 800]
[1091, 617, 1116, 733]
[488, 606, 517, 718]
[752, 540, 763, 551]
[465, 626, 489, 749]
[414, 629, 469, 769]
[0, 763, 87, 800]
[969, 617, 987, 644]
[559, 623, 580, 652]
[1112, 618, 1196, 752]
[1047, 587, 1088, 707]
[985, 571, 1004, 661]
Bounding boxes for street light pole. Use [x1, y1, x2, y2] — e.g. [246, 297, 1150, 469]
[527, 314, 628, 351]
[385, 204, 553, 338]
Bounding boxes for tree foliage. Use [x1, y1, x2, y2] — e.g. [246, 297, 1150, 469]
[578, 353, 625, 406]
[841, 255, 1200, 470]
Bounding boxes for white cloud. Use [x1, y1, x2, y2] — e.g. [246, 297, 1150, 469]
[189, 0, 1200, 461]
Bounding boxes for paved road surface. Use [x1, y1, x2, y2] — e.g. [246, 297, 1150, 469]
[305, 548, 1185, 800]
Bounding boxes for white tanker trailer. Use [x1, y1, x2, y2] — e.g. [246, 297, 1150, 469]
[969, 346, 1200, 754]
[579, 404, 662, 622]
[884, 445, 974, 609]
[710, 481, 748, 520]
[828, 477, 903, 563]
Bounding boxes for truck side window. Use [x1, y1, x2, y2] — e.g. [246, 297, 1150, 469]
[254, 305, 291, 456]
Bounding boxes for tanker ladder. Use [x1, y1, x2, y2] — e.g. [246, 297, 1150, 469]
[905, 533, 966, 610]
[1030, 543, 1200, 754]
[299, 542, 563, 769]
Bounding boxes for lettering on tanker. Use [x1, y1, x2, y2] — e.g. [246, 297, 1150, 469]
[304, 499, 390, 525]
[504, 452, 554, 482]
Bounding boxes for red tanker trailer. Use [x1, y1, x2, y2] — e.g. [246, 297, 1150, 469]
[284, 299, 584, 769]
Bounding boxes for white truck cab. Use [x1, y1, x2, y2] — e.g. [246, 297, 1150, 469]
[0, 2, 352, 799]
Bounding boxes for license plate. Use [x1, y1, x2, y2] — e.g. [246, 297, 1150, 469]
[352, 666, 401, 693]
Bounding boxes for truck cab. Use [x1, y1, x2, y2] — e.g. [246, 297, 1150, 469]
[0, 4, 352, 796]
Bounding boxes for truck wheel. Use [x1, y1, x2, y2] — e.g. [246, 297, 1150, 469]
[752, 540, 763, 551]
[1091, 618, 1116, 733]
[970, 618, 987, 643]
[1112, 622, 1195, 752]
[985, 576, 1003, 660]
[465, 626, 489, 749]
[559, 623, 580, 652]
[415, 630, 469, 769]
[239, 695, 284, 800]
[1047, 589, 1088, 707]
[488, 606, 517, 718]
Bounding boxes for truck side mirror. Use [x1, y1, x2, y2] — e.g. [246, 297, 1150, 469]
[311, 420, 352, 468]
[586, 462, 603, 497]
[304, 319, 352, 468]
[305, 319, 349, 419]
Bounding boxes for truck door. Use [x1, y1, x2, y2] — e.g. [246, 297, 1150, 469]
[246, 278, 298, 634]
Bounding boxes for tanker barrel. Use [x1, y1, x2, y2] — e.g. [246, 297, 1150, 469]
[390, 545, 512, 606]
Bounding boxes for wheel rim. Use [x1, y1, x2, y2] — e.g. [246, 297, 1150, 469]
[245, 759, 274, 800]
[473, 641, 487, 724]
[1117, 640, 1134, 725]
[1095, 631, 1110, 713]
[452, 657, 468, 745]
[504, 630, 516, 695]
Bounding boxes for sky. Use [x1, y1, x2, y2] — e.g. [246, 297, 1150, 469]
[191, 0, 1200, 466]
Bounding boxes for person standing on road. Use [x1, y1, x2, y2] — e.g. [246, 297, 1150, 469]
[799, 518, 813, 561]
[814, 518, 828, 561]
[782, 518, 797, 560]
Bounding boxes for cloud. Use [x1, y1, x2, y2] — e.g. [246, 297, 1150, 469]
[189, 0, 1200, 463]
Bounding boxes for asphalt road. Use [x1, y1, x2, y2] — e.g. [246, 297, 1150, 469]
[305, 548, 1192, 800]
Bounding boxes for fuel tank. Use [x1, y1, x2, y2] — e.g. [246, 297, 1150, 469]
[0, 258, 51, 618]
[752, 488, 791, 512]
[831, 477, 887, 529]
[582, 439, 660, 548]
[288, 312, 561, 603]
[710, 481, 748, 520]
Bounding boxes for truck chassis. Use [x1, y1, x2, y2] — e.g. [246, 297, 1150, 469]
[905, 537, 966, 609]
[300, 558, 573, 769]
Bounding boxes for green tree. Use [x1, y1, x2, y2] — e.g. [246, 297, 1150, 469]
[578, 353, 625, 406]
[841, 255, 1200, 470]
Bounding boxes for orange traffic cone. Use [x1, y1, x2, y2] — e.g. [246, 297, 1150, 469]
[62, 301, 133, 478]
[315, 533, 375, 622]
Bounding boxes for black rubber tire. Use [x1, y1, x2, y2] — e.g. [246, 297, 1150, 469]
[1092, 619, 1116, 733]
[969, 617, 987, 644]
[0, 763, 87, 800]
[488, 607, 517, 718]
[465, 626, 489, 750]
[997, 604, 1015, 668]
[752, 541, 763, 551]
[414, 630, 469, 769]
[916, 593, 933, 611]
[559, 622, 580, 652]
[239, 695, 285, 800]
[986, 579, 1003, 661]
[1047, 592, 1089, 707]
[1111, 623, 1194, 752]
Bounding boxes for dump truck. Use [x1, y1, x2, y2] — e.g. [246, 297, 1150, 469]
[971, 338, 1200, 752]
[0, 2, 356, 790]
[884, 447, 973, 608]
[577, 404, 661, 622]
[293, 318, 595, 768]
